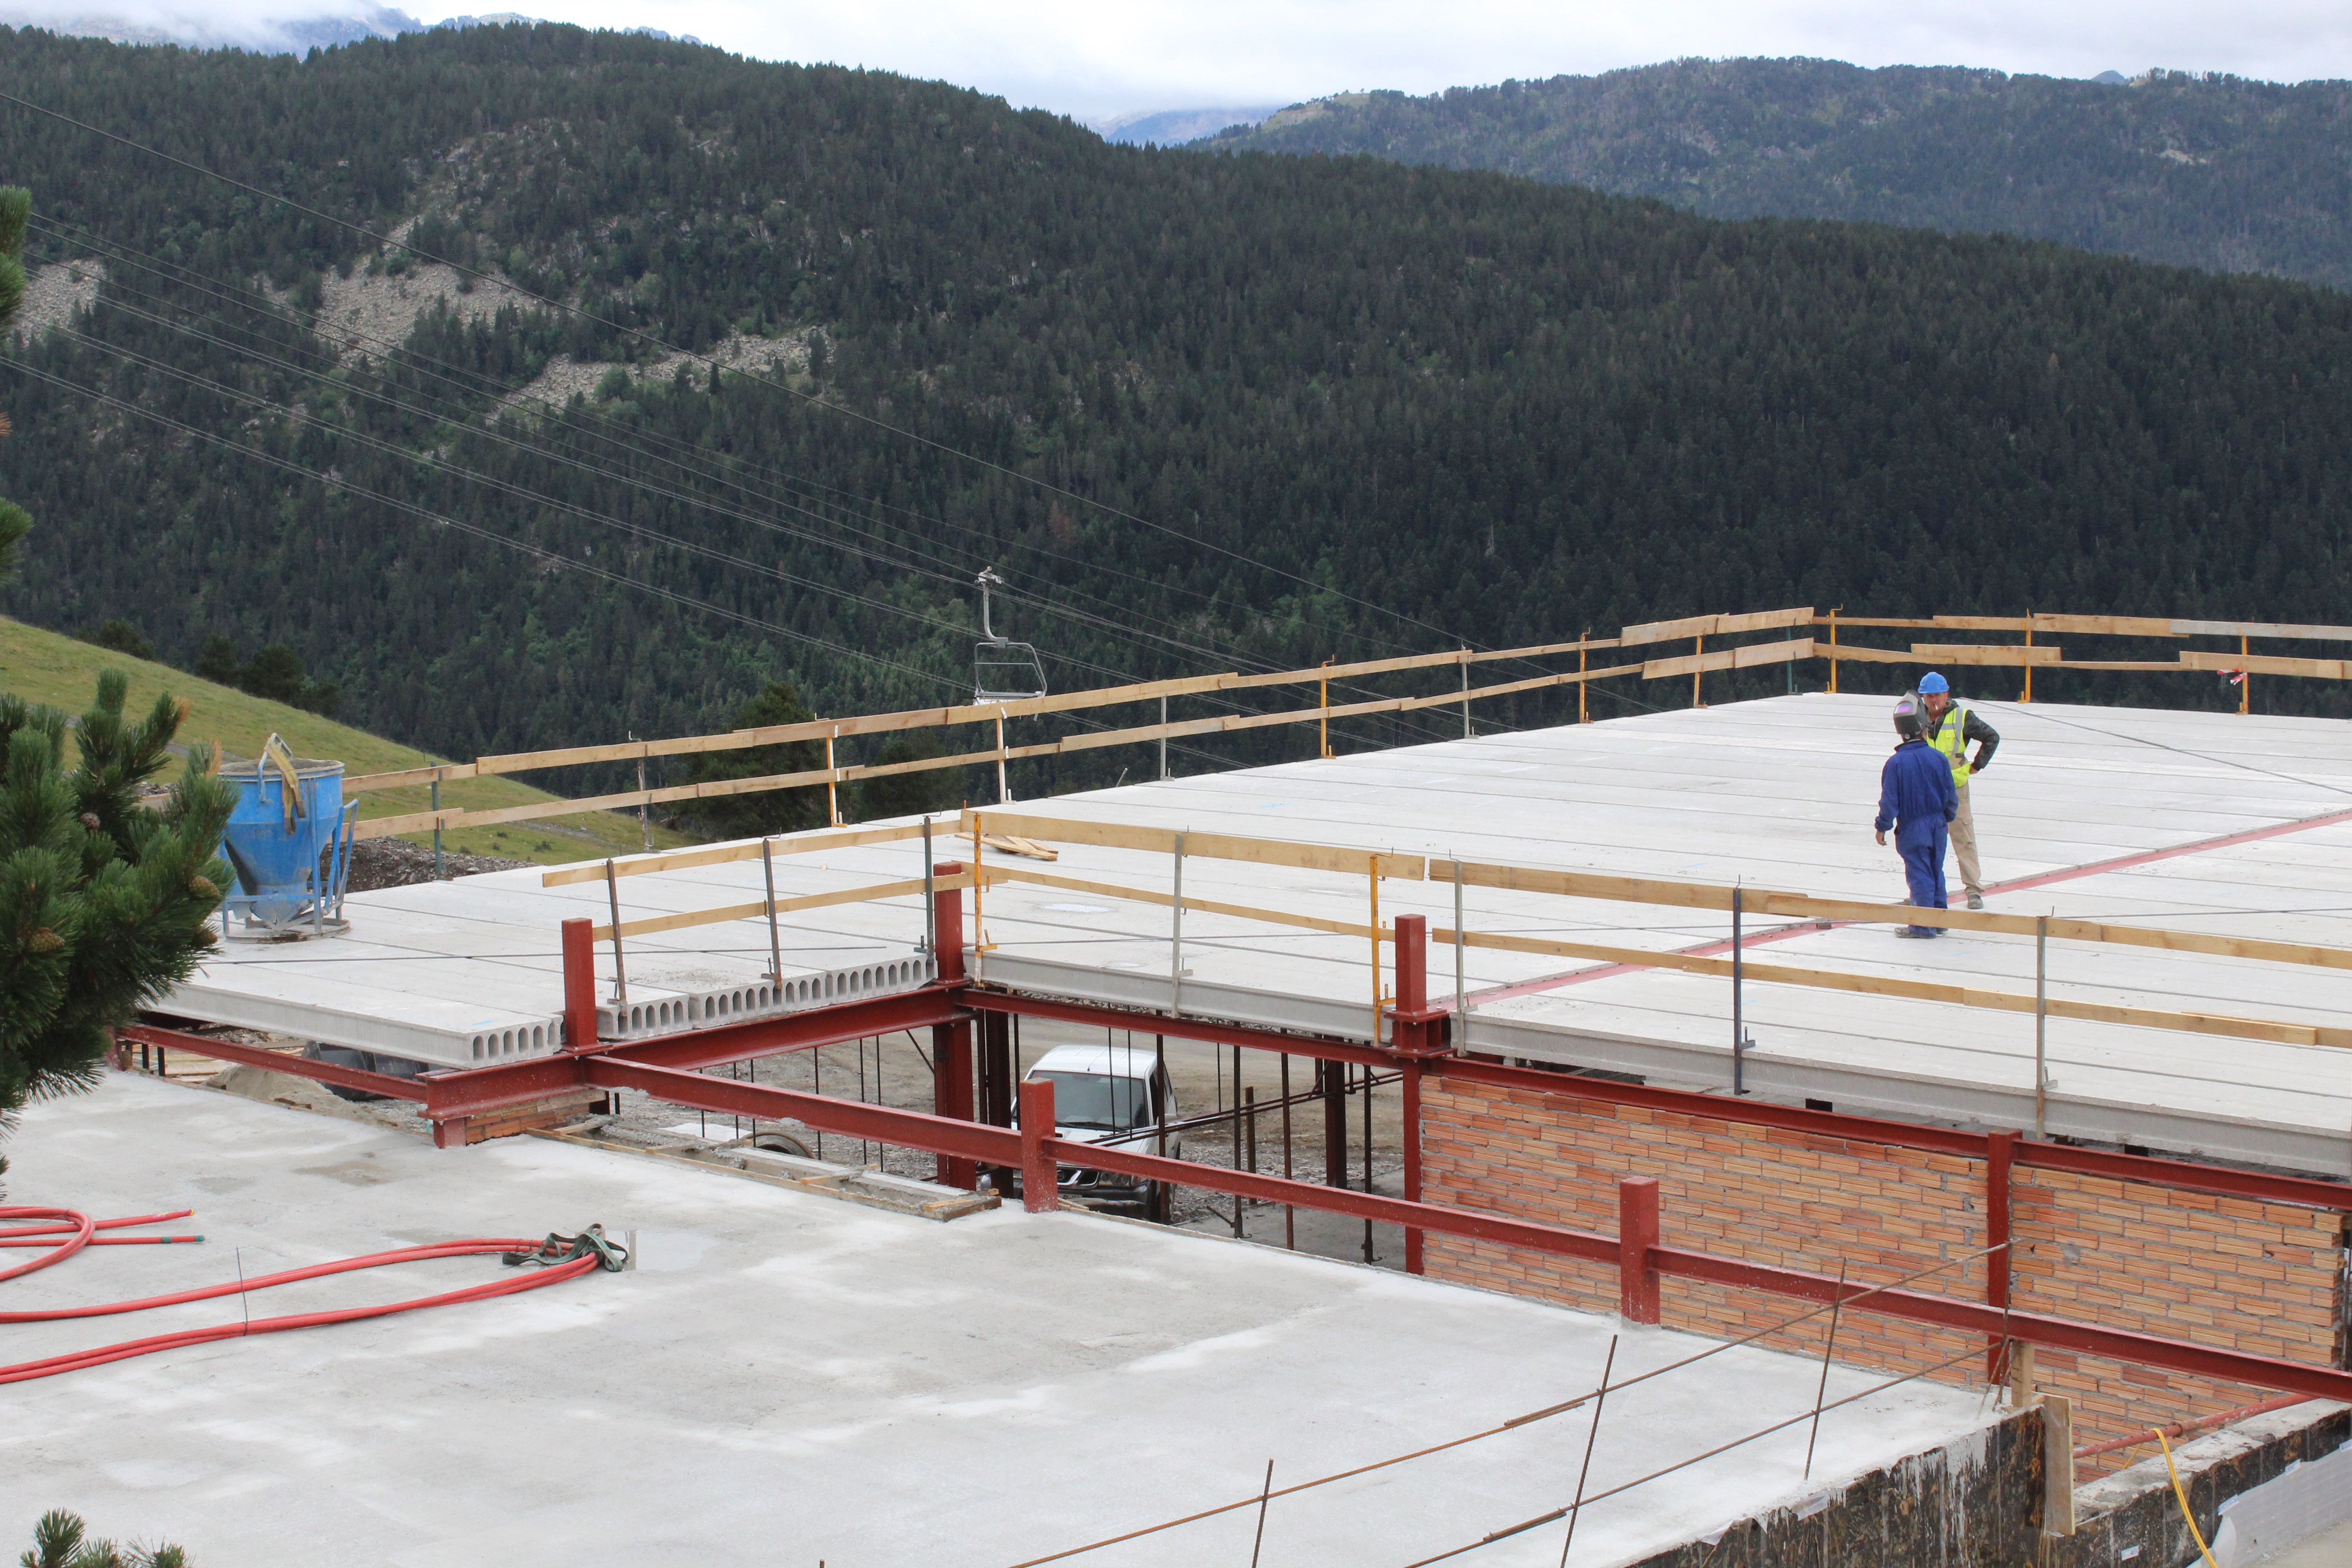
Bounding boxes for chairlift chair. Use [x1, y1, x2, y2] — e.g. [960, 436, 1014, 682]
[973, 568, 1048, 702]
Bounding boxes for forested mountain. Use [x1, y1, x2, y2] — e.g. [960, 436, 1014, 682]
[3, 24, 2352, 795]
[1211, 60, 2352, 291]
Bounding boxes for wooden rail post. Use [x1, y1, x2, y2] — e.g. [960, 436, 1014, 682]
[1019, 1077, 1058, 1213]
[1619, 1176, 1661, 1324]
[931, 862, 976, 1189]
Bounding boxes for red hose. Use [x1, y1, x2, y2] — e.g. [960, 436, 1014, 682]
[1, 1207, 616, 1384]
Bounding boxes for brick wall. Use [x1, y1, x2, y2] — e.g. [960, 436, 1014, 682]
[1418, 1072, 2347, 1473]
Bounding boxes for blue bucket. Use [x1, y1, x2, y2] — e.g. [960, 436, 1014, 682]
[219, 739, 355, 936]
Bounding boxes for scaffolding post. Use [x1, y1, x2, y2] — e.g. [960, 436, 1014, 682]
[2023, 614, 2035, 703]
[1169, 832, 1186, 1018]
[2035, 915, 2049, 1137]
[1459, 649, 1470, 738]
[430, 772, 443, 880]
[1159, 695, 1169, 779]
[1731, 884, 1745, 1096]
[995, 712, 1010, 804]
[1578, 632, 1590, 723]
[2241, 633, 2252, 715]
[1319, 660, 1333, 758]
[1827, 608, 1840, 695]
[631, 734, 650, 851]
[603, 858, 628, 1004]
[760, 838, 784, 982]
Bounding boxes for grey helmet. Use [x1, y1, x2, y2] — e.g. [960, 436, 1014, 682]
[1891, 696, 1923, 741]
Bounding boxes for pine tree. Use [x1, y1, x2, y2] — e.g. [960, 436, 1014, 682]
[679, 681, 828, 838]
[0, 183, 234, 1185]
[0, 188, 30, 580]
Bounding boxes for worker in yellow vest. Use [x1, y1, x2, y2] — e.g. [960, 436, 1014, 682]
[1915, 672, 2000, 909]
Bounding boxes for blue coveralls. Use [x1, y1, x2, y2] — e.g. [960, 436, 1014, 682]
[1876, 738, 1959, 935]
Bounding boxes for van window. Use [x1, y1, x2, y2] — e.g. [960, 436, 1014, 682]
[1030, 1071, 1152, 1130]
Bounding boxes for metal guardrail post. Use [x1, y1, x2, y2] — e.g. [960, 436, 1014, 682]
[1020, 1078, 1058, 1213]
[1618, 1176, 1661, 1324]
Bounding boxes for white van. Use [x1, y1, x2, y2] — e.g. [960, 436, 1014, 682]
[1017, 1041, 1181, 1219]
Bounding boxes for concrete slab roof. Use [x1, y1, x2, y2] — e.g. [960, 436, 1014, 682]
[170, 694, 2352, 1172]
[7, 1076, 2000, 1568]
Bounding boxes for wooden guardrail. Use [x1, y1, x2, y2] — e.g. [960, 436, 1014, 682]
[353, 606, 2352, 843]
[564, 808, 2352, 1057]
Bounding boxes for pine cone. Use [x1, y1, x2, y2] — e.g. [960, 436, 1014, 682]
[27, 928, 64, 954]
[79, 812, 102, 831]
[190, 926, 218, 947]
[190, 876, 220, 899]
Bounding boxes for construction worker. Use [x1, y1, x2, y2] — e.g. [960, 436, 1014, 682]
[1915, 672, 2000, 909]
[1875, 697, 1957, 937]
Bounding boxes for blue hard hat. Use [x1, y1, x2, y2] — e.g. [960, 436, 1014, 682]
[1918, 671, 1950, 694]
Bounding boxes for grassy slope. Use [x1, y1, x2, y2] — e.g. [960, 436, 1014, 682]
[0, 615, 691, 865]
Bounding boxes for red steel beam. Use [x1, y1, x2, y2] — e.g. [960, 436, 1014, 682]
[967, 991, 1396, 1070]
[115, 1025, 421, 1100]
[1436, 1055, 2352, 1212]
[1656, 1246, 2352, 1405]
[589, 1058, 1022, 1167]
[1440, 1054, 1988, 1156]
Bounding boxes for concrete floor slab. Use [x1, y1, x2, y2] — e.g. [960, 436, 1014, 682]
[167, 694, 2352, 1171]
[5, 1076, 2004, 1568]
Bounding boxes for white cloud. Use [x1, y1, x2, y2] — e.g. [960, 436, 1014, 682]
[12, 0, 2352, 118]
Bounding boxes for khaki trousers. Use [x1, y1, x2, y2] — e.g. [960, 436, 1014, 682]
[1951, 782, 1981, 898]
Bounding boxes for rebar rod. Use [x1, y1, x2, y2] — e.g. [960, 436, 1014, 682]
[761, 839, 784, 982]
[1556, 1335, 1617, 1568]
[1280, 1051, 1295, 1250]
[1801, 1261, 1848, 1480]
[603, 859, 628, 1003]
[2035, 915, 2049, 1138]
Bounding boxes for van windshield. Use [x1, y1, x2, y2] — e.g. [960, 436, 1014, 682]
[1031, 1071, 1152, 1131]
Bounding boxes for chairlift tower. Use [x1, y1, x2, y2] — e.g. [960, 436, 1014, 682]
[973, 568, 1047, 804]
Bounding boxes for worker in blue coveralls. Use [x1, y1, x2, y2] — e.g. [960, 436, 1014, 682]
[1874, 697, 1959, 938]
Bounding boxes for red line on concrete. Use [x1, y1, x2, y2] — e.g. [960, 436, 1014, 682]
[1459, 802, 2352, 1007]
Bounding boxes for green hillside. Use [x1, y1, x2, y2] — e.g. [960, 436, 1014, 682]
[0, 614, 685, 864]
[2, 24, 2351, 796]
[1212, 61, 2352, 291]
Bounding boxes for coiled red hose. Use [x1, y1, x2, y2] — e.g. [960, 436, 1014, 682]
[0, 1207, 612, 1385]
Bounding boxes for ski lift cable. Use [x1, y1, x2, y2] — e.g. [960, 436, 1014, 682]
[0, 90, 1533, 670]
[33, 230, 1475, 735]
[23, 215, 1502, 715]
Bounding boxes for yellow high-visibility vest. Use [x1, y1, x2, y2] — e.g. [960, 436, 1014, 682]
[1925, 700, 1972, 785]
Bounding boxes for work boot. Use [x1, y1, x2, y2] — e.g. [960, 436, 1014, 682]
[1967, 892, 1984, 911]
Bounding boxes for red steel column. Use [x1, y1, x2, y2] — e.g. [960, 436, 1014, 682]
[1403, 1058, 1425, 1275]
[1619, 1175, 1661, 1325]
[1394, 915, 1431, 1275]
[1019, 1078, 1059, 1213]
[561, 917, 599, 1049]
[931, 863, 966, 986]
[930, 862, 976, 1189]
[1987, 1128, 2017, 1382]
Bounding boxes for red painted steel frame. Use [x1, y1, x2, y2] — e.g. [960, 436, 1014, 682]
[1437, 1055, 2352, 1214]
[575, 1058, 2352, 1404]
[120, 1009, 2352, 1404]
[965, 992, 1396, 1070]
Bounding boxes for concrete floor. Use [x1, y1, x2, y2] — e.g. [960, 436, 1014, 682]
[5, 1074, 2007, 1568]
[2260, 1516, 2352, 1566]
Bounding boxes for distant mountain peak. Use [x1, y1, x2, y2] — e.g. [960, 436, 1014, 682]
[1090, 105, 1284, 146]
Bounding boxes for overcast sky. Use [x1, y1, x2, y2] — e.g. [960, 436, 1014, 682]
[16, 0, 2352, 120]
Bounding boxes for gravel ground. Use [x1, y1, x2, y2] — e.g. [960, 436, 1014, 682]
[345, 837, 532, 891]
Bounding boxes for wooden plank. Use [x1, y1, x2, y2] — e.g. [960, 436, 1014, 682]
[1711, 607, 1816, 636]
[2043, 1396, 2076, 1537]
[2028, 614, 2185, 637]
[2178, 650, 2350, 680]
[1928, 615, 2033, 632]
[345, 761, 480, 792]
[540, 821, 938, 887]
[1427, 925, 2332, 1048]
[1817, 617, 1940, 629]
[592, 872, 970, 942]
[2042, 661, 2192, 672]
[1818, 644, 1926, 664]
[1617, 612, 1722, 646]
[1645, 640, 1817, 680]
[1428, 860, 2352, 971]
[1910, 642, 2065, 666]
[993, 867, 1379, 940]
[969, 810, 1426, 880]
[2171, 619, 2352, 642]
